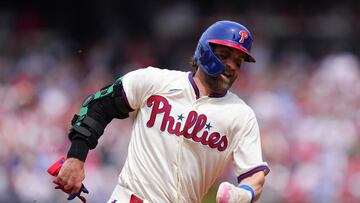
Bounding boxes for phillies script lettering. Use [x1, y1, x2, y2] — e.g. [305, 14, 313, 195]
[146, 95, 228, 151]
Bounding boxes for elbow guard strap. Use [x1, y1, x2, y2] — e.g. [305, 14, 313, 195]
[69, 114, 104, 149]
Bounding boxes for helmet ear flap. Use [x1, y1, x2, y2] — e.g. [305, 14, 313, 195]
[195, 43, 209, 67]
[196, 42, 225, 77]
[199, 45, 210, 64]
[200, 45, 205, 55]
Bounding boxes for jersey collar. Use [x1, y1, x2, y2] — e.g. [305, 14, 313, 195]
[188, 72, 227, 99]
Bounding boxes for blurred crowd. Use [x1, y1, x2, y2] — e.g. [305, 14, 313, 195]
[1, 1, 360, 203]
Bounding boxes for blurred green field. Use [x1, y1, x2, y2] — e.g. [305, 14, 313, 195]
[202, 184, 218, 203]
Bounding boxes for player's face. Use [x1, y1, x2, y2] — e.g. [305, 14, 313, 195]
[203, 45, 246, 93]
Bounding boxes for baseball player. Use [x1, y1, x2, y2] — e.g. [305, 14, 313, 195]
[53, 20, 269, 203]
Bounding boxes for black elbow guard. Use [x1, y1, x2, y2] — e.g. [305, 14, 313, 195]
[69, 114, 104, 149]
[67, 77, 133, 160]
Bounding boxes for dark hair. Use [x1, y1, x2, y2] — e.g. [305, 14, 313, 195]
[190, 57, 198, 70]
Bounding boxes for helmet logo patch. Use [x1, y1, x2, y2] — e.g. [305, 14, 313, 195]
[239, 30, 249, 43]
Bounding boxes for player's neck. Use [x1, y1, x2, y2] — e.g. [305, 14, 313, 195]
[193, 75, 211, 97]
[194, 69, 224, 97]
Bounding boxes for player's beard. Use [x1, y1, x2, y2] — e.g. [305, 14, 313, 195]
[203, 72, 236, 94]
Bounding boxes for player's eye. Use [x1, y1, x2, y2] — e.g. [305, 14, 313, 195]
[235, 60, 243, 68]
[237, 63, 243, 69]
[216, 51, 230, 61]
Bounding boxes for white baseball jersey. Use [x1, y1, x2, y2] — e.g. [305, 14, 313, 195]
[114, 67, 269, 203]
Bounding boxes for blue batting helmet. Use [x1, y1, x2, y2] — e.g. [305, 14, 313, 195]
[193, 20, 256, 77]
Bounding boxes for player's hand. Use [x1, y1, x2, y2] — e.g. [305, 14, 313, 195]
[54, 157, 85, 195]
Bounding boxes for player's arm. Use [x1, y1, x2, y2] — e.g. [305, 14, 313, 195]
[55, 76, 133, 195]
[216, 169, 267, 203]
[217, 113, 269, 203]
[238, 170, 266, 202]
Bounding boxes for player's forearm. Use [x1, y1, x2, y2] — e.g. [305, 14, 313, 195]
[238, 171, 266, 202]
[67, 99, 113, 161]
[216, 171, 266, 203]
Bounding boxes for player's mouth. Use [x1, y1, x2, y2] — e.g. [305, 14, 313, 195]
[220, 72, 232, 81]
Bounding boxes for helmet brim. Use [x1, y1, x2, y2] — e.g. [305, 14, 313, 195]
[208, 39, 256, 63]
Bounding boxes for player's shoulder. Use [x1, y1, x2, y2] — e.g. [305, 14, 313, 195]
[226, 92, 256, 118]
[140, 66, 187, 77]
[125, 66, 188, 84]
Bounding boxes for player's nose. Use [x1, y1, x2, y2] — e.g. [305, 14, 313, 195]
[223, 64, 235, 76]
[223, 60, 237, 72]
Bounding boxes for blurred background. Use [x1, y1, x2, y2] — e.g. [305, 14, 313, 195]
[0, 0, 360, 202]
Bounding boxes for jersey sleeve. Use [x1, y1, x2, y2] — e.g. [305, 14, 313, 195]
[121, 67, 166, 110]
[232, 115, 269, 183]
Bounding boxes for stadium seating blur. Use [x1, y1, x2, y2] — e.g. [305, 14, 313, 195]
[0, 1, 359, 202]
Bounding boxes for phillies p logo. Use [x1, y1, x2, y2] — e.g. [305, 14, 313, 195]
[239, 30, 249, 43]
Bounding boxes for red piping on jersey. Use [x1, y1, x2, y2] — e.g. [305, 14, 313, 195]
[237, 165, 270, 183]
[188, 72, 227, 98]
[188, 72, 200, 99]
[208, 92, 227, 98]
